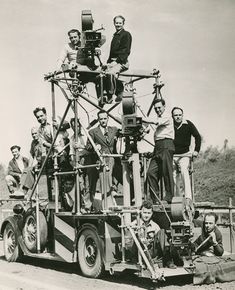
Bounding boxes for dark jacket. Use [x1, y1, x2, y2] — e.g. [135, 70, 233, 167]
[107, 29, 132, 64]
[7, 156, 29, 182]
[87, 126, 118, 155]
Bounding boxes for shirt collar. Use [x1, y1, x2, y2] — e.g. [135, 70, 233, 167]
[69, 41, 81, 50]
[41, 121, 50, 127]
[14, 155, 22, 161]
[140, 219, 152, 227]
[174, 119, 188, 129]
[114, 28, 124, 35]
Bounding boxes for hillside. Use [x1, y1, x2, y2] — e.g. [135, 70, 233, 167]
[0, 147, 235, 206]
[194, 147, 235, 206]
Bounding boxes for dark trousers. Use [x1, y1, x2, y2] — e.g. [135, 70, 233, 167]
[146, 139, 174, 202]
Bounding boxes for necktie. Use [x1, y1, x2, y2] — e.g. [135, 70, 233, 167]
[104, 128, 110, 144]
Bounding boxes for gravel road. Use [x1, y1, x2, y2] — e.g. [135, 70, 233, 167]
[0, 240, 235, 290]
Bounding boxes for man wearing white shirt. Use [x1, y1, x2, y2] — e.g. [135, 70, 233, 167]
[126, 200, 177, 268]
[146, 99, 175, 204]
[57, 29, 84, 71]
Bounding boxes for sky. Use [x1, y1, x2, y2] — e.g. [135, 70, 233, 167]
[0, 0, 235, 166]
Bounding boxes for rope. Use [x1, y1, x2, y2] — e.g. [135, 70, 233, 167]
[135, 93, 152, 99]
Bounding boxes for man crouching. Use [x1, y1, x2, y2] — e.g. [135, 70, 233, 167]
[126, 200, 178, 268]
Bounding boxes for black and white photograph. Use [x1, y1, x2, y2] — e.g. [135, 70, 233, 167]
[0, 0, 235, 289]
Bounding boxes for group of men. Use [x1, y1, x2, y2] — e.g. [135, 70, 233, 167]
[5, 107, 120, 212]
[54, 12, 202, 205]
[5, 99, 201, 210]
[146, 98, 201, 204]
[128, 200, 224, 269]
[5, 107, 71, 198]
[56, 15, 132, 104]
[5, 10, 201, 207]
[4, 13, 226, 272]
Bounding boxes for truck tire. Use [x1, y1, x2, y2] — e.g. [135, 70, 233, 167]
[3, 223, 22, 262]
[22, 210, 48, 253]
[78, 228, 104, 278]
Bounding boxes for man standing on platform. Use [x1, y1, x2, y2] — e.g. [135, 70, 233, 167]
[172, 107, 201, 200]
[87, 110, 119, 210]
[146, 99, 175, 204]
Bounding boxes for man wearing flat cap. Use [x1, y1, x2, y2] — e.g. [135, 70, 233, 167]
[5, 145, 29, 195]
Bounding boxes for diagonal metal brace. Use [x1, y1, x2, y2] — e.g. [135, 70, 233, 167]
[128, 226, 163, 280]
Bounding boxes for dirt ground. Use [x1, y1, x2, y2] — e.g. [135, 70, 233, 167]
[0, 240, 235, 290]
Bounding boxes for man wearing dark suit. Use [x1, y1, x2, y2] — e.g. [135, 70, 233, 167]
[5, 145, 29, 195]
[86, 110, 119, 207]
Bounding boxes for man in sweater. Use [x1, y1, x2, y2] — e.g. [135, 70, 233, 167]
[104, 15, 132, 102]
[172, 107, 201, 199]
[192, 212, 224, 256]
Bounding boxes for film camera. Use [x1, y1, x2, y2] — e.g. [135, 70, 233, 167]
[121, 93, 143, 138]
[78, 10, 106, 69]
[122, 115, 143, 137]
[169, 221, 194, 256]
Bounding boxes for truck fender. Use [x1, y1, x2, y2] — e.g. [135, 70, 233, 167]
[1, 215, 23, 238]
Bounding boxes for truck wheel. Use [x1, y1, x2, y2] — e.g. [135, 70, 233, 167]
[22, 210, 48, 253]
[78, 228, 104, 278]
[3, 223, 22, 262]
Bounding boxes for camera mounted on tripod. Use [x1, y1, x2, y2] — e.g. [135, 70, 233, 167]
[121, 92, 143, 139]
[78, 10, 106, 69]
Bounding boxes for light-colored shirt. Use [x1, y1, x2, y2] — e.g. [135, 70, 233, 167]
[38, 122, 64, 152]
[175, 119, 188, 130]
[132, 219, 160, 246]
[38, 122, 53, 144]
[69, 134, 86, 156]
[154, 111, 174, 141]
[57, 43, 77, 69]
[99, 125, 108, 136]
[57, 42, 86, 70]
[16, 156, 25, 173]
